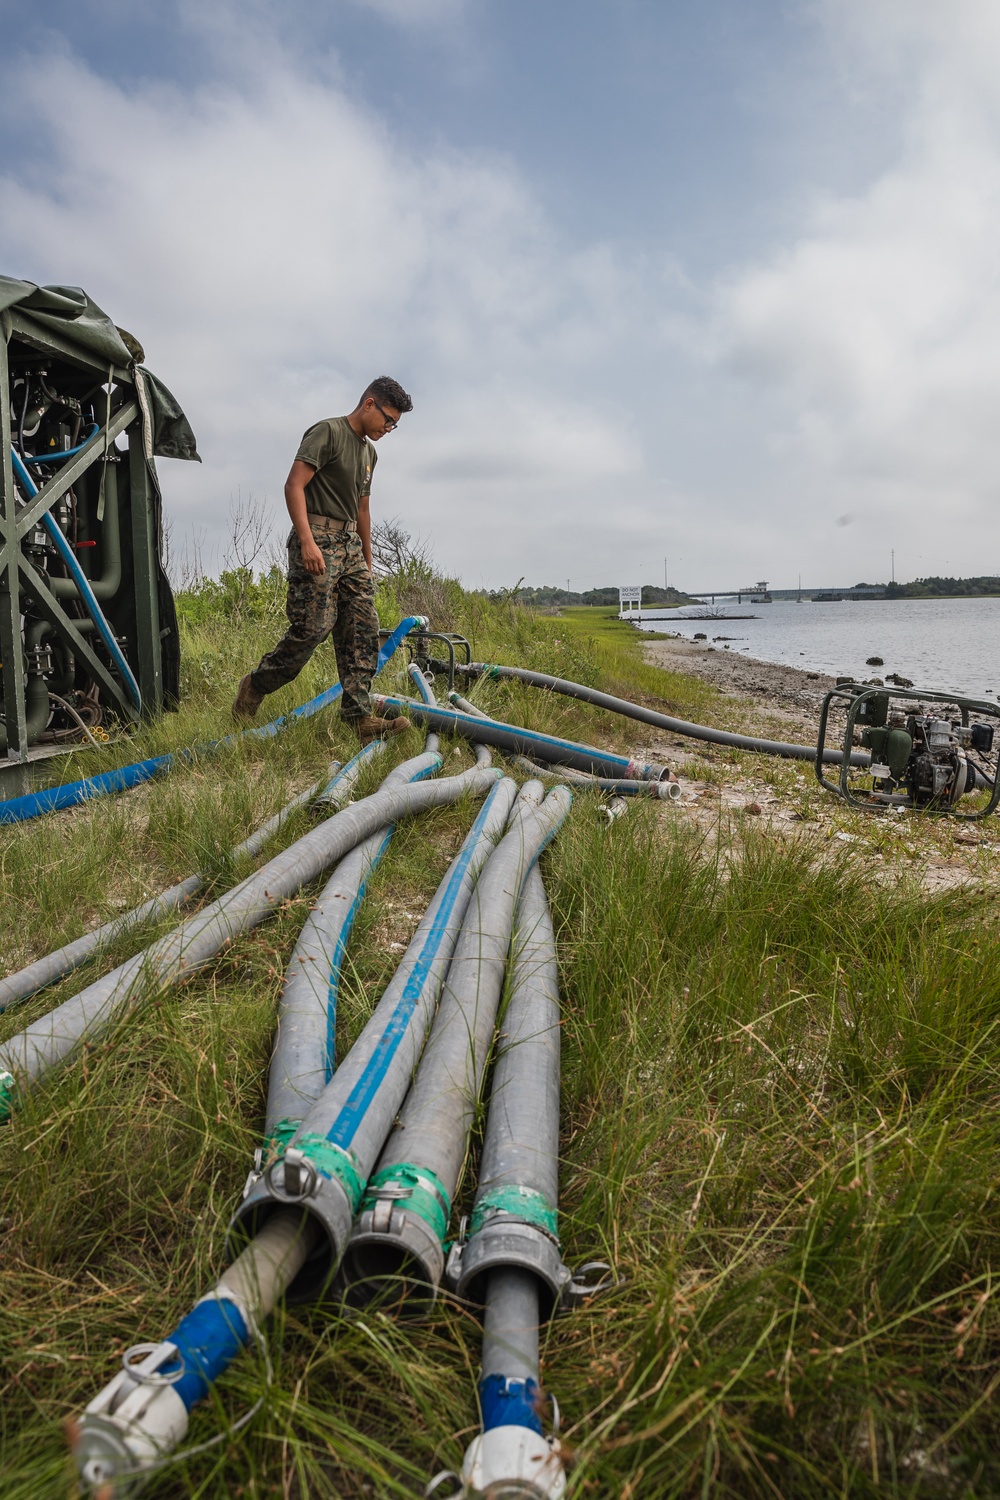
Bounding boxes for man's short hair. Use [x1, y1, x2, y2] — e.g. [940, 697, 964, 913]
[361, 376, 413, 415]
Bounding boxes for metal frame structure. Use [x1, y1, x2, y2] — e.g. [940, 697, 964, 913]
[815, 681, 1000, 820]
[407, 629, 471, 693]
[1, 307, 166, 766]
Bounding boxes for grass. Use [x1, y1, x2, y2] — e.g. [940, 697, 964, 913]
[1, 568, 999, 1496]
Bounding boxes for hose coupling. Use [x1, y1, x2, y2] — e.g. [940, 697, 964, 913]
[271, 1146, 318, 1199]
[459, 1426, 567, 1499]
[560, 1259, 625, 1308]
[447, 1218, 570, 1320]
[73, 1340, 190, 1496]
[230, 1140, 358, 1302]
[342, 1163, 454, 1306]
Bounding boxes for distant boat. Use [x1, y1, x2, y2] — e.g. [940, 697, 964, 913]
[812, 592, 844, 602]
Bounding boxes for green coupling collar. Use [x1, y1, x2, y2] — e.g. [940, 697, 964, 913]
[469, 1184, 559, 1242]
[362, 1162, 453, 1242]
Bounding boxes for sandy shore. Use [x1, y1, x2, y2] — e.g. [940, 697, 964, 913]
[634, 633, 999, 895]
[641, 634, 837, 739]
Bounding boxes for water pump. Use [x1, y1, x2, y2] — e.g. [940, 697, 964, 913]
[815, 682, 1000, 819]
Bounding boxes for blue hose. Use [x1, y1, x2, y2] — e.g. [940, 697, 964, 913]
[0, 616, 425, 826]
[22, 425, 100, 465]
[375, 693, 671, 782]
[10, 447, 142, 712]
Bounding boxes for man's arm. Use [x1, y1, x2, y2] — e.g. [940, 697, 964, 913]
[357, 493, 373, 574]
[284, 461, 326, 575]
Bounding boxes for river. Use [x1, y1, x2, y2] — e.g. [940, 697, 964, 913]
[635, 597, 1000, 703]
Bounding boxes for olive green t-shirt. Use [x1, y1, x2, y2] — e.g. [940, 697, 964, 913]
[295, 416, 377, 523]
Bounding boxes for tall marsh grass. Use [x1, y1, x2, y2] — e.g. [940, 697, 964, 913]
[1, 573, 997, 1496]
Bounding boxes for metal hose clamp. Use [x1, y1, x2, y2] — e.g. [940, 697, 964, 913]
[425, 1471, 464, 1497]
[562, 1260, 624, 1308]
[263, 1147, 318, 1202]
[120, 1341, 184, 1386]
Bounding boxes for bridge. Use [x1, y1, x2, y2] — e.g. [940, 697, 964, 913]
[688, 581, 772, 604]
[617, 581, 773, 620]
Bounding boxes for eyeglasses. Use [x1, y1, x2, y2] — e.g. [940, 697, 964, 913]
[372, 399, 399, 432]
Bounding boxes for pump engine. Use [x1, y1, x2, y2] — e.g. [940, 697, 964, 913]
[816, 682, 1000, 819]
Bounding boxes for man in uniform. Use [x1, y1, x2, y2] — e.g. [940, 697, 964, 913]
[232, 376, 413, 743]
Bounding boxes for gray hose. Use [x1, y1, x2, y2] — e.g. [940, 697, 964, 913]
[450, 692, 491, 720]
[0, 764, 501, 1124]
[263, 753, 437, 1153]
[231, 774, 518, 1300]
[514, 753, 678, 799]
[341, 783, 572, 1307]
[450, 861, 567, 1316]
[375, 692, 671, 781]
[474, 864, 560, 1236]
[409, 664, 440, 754]
[458, 662, 871, 768]
[0, 873, 203, 1018]
[482, 1268, 539, 1384]
[0, 756, 361, 1017]
[311, 737, 387, 810]
[447, 689, 495, 762]
[451, 861, 568, 1497]
[451, 693, 677, 798]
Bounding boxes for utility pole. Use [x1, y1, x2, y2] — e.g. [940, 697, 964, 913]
[891, 549, 895, 585]
[664, 557, 668, 592]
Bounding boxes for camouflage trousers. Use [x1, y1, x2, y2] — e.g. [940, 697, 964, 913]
[250, 524, 378, 722]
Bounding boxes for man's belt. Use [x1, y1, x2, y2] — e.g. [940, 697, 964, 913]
[307, 514, 357, 535]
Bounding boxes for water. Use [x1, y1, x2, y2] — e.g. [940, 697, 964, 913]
[635, 597, 1000, 704]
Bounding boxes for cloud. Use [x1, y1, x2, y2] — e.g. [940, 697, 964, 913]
[5, 1, 1000, 593]
[713, 0, 1000, 550]
[0, 24, 654, 587]
[342, 0, 467, 23]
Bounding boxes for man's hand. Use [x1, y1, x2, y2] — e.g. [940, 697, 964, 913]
[357, 493, 374, 576]
[300, 535, 326, 575]
[285, 460, 325, 573]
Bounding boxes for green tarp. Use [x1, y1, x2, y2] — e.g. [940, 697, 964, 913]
[0, 275, 200, 463]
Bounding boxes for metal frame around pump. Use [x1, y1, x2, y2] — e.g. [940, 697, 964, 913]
[815, 681, 1000, 820]
[1, 308, 165, 764]
[402, 627, 472, 693]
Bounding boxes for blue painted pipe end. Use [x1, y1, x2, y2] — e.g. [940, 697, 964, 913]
[479, 1373, 543, 1435]
[160, 1297, 250, 1411]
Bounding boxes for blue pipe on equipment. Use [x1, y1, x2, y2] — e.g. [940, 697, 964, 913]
[11, 445, 142, 713]
[22, 424, 100, 464]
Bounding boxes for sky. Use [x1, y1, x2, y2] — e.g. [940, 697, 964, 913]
[2, 0, 999, 593]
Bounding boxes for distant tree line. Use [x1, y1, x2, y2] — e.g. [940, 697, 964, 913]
[882, 576, 1000, 598]
[511, 584, 694, 607]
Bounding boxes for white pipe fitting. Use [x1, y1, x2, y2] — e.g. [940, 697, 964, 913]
[75, 1345, 190, 1496]
[460, 1426, 566, 1499]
